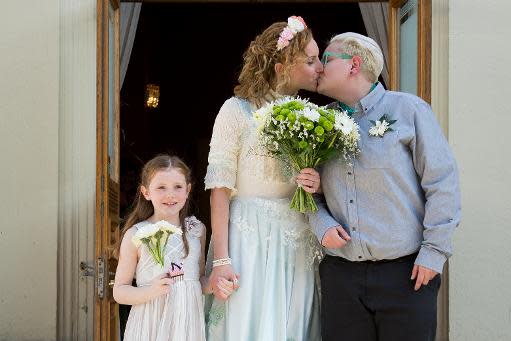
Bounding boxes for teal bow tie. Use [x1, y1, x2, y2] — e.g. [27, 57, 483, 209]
[337, 102, 357, 117]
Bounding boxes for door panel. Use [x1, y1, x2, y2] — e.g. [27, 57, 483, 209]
[96, 0, 120, 340]
[389, 0, 431, 102]
[399, 0, 419, 95]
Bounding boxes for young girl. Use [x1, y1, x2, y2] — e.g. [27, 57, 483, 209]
[113, 154, 234, 341]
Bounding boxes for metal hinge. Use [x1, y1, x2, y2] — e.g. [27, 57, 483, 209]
[97, 257, 105, 299]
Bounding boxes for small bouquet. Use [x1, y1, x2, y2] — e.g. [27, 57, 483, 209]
[132, 220, 183, 267]
[253, 97, 360, 213]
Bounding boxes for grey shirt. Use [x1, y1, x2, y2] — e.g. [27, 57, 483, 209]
[308, 83, 461, 273]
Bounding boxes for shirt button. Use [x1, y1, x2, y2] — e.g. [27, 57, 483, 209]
[358, 256, 362, 259]
[348, 171, 352, 175]
[352, 227, 357, 231]
[349, 199, 354, 203]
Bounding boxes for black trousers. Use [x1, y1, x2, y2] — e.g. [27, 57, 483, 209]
[320, 254, 440, 341]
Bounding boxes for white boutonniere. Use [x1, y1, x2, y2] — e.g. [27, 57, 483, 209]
[368, 114, 397, 137]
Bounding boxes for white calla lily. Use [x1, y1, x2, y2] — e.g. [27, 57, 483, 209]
[131, 220, 183, 267]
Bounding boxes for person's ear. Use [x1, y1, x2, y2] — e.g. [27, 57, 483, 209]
[350, 56, 362, 75]
[274, 62, 284, 75]
[140, 185, 150, 200]
[186, 183, 191, 196]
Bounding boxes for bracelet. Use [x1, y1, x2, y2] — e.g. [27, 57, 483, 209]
[212, 257, 232, 267]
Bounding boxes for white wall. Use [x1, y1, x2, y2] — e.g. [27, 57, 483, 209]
[449, 1, 511, 340]
[57, 0, 97, 339]
[0, 1, 59, 340]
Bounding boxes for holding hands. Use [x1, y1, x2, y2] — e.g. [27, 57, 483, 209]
[209, 262, 240, 301]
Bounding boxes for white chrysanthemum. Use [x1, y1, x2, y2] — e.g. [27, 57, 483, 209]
[369, 120, 389, 137]
[368, 126, 379, 136]
[274, 96, 293, 106]
[274, 96, 308, 107]
[378, 120, 389, 135]
[253, 104, 272, 124]
[301, 107, 320, 122]
[334, 113, 356, 135]
[296, 97, 309, 105]
[351, 128, 361, 140]
[308, 102, 320, 110]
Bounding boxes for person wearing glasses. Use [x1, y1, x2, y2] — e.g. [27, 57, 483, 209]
[309, 32, 461, 341]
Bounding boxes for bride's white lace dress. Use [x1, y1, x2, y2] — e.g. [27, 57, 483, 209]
[204, 96, 322, 341]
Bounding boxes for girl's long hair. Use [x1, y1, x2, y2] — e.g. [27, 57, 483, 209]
[113, 154, 192, 259]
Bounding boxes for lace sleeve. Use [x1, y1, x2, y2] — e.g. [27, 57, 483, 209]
[204, 97, 246, 192]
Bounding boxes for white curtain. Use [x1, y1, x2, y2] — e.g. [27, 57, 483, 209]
[359, 2, 389, 86]
[120, 2, 142, 88]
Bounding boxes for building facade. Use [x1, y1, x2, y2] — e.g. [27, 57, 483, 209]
[1, 1, 510, 340]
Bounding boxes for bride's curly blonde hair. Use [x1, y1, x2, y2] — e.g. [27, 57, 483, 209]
[234, 21, 313, 106]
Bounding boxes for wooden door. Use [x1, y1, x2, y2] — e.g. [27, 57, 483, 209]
[95, 0, 121, 340]
[388, 0, 431, 101]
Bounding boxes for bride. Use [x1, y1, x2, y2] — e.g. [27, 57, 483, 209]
[204, 16, 323, 341]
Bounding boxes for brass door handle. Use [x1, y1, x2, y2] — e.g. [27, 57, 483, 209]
[108, 271, 115, 287]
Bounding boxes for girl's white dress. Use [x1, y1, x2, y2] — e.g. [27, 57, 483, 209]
[123, 216, 206, 341]
[204, 96, 323, 341]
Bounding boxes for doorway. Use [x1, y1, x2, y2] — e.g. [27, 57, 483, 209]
[119, 2, 368, 217]
[118, 2, 367, 337]
[94, 1, 447, 341]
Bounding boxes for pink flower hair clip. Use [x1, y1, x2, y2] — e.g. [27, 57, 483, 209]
[276, 16, 307, 51]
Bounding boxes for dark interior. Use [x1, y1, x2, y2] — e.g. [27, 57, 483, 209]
[120, 1, 367, 221]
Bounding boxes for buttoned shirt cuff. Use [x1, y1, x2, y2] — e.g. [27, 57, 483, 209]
[415, 247, 447, 274]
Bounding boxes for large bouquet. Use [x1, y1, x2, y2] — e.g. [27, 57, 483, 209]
[253, 97, 360, 213]
[132, 220, 183, 267]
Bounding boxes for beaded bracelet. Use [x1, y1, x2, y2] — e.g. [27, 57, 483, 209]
[212, 257, 232, 267]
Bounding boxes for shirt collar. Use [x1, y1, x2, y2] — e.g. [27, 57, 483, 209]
[359, 82, 385, 114]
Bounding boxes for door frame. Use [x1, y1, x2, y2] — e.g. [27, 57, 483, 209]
[389, 0, 431, 102]
[96, 1, 440, 340]
[96, 0, 121, 340]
